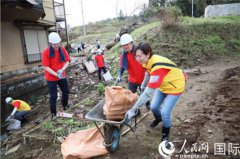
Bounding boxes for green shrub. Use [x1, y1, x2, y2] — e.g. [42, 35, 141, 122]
[43, 120, 54, 131]
[159, 6, 182, 29]
[65, 43, 72, 53]
[95, 82, 105, 96]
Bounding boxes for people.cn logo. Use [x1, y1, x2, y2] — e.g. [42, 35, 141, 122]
[158, 141, 175, 158]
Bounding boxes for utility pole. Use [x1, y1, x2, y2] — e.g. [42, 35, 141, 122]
[81, 0, 86, 36]
[116, 0, 118, 17]
[63, 0, 69, 44]
[67, 25, 71, 44]
[52, 0, 58, 33]
[192, 0, 194, 17]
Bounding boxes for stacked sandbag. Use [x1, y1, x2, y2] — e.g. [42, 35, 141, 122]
[103, 86, 138, 120]
[61, 125, 108, 159]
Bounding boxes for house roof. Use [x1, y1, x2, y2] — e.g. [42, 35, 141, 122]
[1, 0, 45, 22]
[1, 0, 44, 10]
[15, 20, 55, 28]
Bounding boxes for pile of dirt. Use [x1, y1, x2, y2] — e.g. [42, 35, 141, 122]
[210, 66, 240, 143]
[100, 59, 240, 159]
[172, 65, 240, 158]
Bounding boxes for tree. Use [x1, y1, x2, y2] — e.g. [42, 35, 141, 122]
[196, 0, 206, 17]
[118, 9, 125, 20]
[171, 0, 240, 17]
[149, 0, 166, 9]
[173, 0, 192, 16]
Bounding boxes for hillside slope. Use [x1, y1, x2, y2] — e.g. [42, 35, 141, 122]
[106, 16, 240, 75]
[70, 18, 140, 46]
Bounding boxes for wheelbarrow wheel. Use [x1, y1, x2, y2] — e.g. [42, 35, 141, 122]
[104, 124, 120, 153]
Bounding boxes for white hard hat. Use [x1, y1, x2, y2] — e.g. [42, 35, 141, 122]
[97, 49, 102, 54]
[48, 32, 61, 44]
[120, 34, 133, 45]
[5, 97, 13, 104]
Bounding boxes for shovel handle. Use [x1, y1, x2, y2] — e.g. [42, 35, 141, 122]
[114, 80, 119, 86]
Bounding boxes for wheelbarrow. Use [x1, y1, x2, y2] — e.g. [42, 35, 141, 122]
[85, 99, 141, 153]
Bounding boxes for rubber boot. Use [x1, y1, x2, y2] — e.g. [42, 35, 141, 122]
[150, 114, 162, 127]
[21, 117, 28, 127]
[51, 113, 57, 120]
[63, 105, 69, 111]
[162, 126, 171, 149]
[161, 126, 170, 141]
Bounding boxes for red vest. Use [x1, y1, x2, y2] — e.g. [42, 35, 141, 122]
[120, 52, 145, 84]
[94, 54, 105, 67]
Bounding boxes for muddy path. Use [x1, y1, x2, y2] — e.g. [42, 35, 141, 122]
[98, 57, 240, 159]
[1, 57, 240, 159]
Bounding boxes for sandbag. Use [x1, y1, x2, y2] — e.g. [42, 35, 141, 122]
[103, 86, 138, 120]
[61, 126, 108, 159]
[84, 61, 97, 73]
[6, 119, 21, 131]
[102, 71, 112, 81]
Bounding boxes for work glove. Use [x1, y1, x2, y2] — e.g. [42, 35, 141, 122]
[57, 73, 65, 79]
[124, 107, 139, 124]
[57, 69, 63, 74]
[116, 76, 122, 82]
[57, 69, 65, 79]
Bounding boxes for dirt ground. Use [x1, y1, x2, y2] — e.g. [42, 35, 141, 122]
[1, 56, 240, 159]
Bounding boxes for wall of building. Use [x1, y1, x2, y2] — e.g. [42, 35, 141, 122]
[1, 74, 46, 98]
[42, 0, 56, 31]
[1, 21, 40, 73]
[42, 0, 56, 23]
[205, 3, 240, 17]
[1, 73, 48, 122]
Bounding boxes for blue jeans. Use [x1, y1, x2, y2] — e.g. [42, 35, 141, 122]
[128, 82, 141, 93]
[47, 79, 69, 115]
[150, 89, 181, 128]
[14, 111, 29, 121]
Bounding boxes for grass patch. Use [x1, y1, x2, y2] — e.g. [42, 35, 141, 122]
[70, 18, 129, 46]
[181, 16, 240, 25]
[74, 32, 116, 45]
[190, 35, 226, 54]
[131, 22, 160, 40]
[42, 118, 95, 137]
[95, 82, 105, 96]
[81, 97, 94, 106]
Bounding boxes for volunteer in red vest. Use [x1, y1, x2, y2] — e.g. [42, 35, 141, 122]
[42, 32, 70, 119]
[94, 49, 107, 81]
[125, 43, 186, 145]
[117, 34, 145, 93]
[5, 97, 31, 123]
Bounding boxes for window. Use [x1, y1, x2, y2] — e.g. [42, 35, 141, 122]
[23, 29, 48, 63]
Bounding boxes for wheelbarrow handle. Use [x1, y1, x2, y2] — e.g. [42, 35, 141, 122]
[124, 123, 136, 133]
[122, 115, 137, 133]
